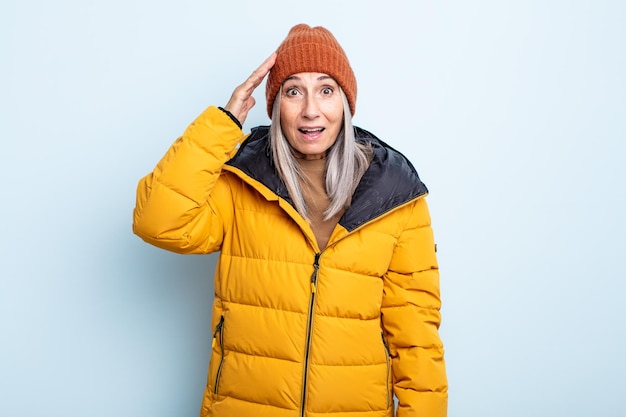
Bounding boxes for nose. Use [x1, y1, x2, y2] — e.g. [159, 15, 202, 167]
[301, 94, 320, 119]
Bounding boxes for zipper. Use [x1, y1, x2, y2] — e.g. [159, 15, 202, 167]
[381, 331, 392, 409]
[301, 253, 321, 417]
[212, 315, 225, 394]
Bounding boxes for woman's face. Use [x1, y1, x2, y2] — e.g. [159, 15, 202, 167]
[279, 72, 344, 160]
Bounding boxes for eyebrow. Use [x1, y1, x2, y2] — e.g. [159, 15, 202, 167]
[283, 75, 334, 82]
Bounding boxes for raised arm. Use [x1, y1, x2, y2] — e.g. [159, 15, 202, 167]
[132, 54, 276, 254]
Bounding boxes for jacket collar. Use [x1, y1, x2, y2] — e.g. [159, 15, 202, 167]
[225, 126, 428, 232]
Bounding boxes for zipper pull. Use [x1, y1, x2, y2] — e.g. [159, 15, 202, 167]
[310, 253, 320, 293]
[212, 316, 224, 348]
[381, 331, 391, 356]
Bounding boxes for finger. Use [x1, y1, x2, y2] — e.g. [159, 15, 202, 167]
[243, 52, 277, 92]
[257, 52, 277, 74]
[241, 97, 256, 116]
[224, 53, 276, 123]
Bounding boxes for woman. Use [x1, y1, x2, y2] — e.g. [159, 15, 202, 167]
[133, 24, 447, 417]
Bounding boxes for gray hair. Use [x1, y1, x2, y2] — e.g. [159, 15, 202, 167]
[270, 87, 372, 221]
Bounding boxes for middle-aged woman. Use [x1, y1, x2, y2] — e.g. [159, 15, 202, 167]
[133, 24, 447, 417]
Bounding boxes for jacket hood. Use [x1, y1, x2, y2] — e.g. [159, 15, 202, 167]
[225, 126, 428, 232]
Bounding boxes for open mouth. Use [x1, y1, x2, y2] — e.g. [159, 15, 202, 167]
[298, 127, 325, 134]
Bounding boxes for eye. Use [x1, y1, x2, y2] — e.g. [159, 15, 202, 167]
[285, 87, 300, 96]
[321, 87, 334, 95]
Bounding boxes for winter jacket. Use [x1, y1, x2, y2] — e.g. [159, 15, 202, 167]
[133, 106, 447, 417]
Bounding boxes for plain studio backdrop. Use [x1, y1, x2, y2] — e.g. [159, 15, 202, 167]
[1, 1, 624, 416]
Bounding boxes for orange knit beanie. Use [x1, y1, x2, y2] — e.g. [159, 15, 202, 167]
[266, 24, 357, 118]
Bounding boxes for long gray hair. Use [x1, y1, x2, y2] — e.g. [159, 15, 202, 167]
[270, 87, 372, 221]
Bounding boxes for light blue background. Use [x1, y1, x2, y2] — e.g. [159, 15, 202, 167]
[1, 1, 625, 416]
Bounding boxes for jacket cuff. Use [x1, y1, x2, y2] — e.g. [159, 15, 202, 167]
[218, 107, 242, 130]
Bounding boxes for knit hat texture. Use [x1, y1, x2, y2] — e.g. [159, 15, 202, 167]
[266, 24, 357, 117]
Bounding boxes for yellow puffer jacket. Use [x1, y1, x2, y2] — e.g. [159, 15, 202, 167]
[133, 106, 447, 417]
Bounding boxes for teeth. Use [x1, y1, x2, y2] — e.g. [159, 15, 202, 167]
[300, 128, 323, 133]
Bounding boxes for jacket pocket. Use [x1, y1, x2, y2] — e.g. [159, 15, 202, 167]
[212, 316, 225, 395]
[381, 332, 392, 408]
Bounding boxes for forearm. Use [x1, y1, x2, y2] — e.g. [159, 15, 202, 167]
[132, 106, 244, 253]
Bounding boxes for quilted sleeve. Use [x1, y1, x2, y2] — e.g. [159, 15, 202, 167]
[132, 106, 245, 254]
[381, 197, 448, 417]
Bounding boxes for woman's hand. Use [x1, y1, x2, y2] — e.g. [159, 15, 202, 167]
[224, 52, 277, 125]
